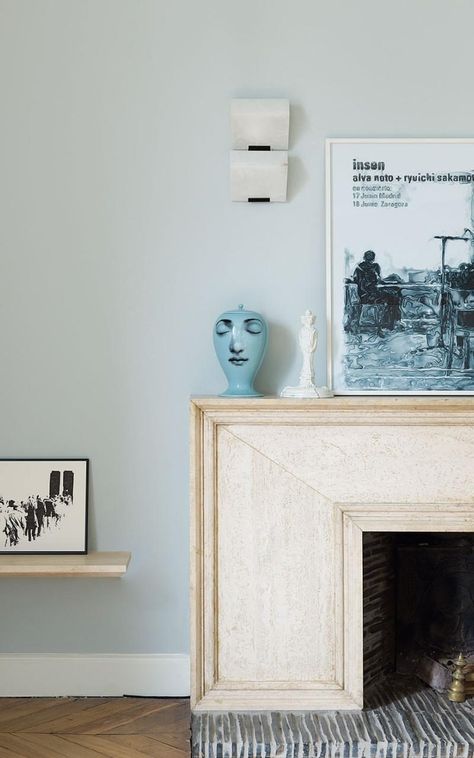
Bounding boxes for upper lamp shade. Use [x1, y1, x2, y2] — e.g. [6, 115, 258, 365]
[231, 98, 289, 150]
[213, 305, 268, 397]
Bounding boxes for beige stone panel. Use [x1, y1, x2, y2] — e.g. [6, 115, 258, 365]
[216, 427, 340, 685]
[226, 424, 474, 503]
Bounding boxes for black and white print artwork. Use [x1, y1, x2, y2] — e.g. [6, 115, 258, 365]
[328, 139, 474, 394]
[0, 460, 88, 554]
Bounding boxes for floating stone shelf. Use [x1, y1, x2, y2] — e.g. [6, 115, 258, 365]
[0, 551, 131, 577]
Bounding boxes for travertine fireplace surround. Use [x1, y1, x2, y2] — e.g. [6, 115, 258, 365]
[190, 397, 474, 712]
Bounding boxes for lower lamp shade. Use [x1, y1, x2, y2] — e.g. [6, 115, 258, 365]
[230, 150, 288, 202]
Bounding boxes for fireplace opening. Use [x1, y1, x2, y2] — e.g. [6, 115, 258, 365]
[363, 531, 474, 703]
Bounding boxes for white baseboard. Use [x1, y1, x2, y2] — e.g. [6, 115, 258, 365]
[0, 653, 190, 697]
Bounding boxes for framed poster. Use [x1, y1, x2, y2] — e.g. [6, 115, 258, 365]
[0, 459, 88, 554]
[327, 138, 474, 394]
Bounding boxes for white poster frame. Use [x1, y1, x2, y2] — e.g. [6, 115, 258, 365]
[326, 138, 474, 395]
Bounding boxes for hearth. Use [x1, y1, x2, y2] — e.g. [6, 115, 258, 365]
[192, 682, 474, 757]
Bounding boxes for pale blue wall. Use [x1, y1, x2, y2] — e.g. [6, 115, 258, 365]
[0, 0, 473, 653]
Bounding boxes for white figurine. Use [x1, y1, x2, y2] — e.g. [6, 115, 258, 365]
[280, 310, 333, 398]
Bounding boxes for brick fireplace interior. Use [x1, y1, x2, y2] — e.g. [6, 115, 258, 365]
[363, 531, 474, 699]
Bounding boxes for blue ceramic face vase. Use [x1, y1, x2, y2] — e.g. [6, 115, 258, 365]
[213, 305, 268, 397]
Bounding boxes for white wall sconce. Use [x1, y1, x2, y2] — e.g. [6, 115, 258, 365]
[230, 98, 289, 203]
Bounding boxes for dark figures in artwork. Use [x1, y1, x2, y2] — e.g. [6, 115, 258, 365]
[0, 468, 74, 550]
[2, 503, 22, 547]
[25, 500, 36, 542]
[347, 250, 401, 334]
[36, 496, 45, 536]
[353, 250, 381, 303]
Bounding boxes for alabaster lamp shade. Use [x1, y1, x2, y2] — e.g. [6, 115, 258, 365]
[230, 98, 289, 150]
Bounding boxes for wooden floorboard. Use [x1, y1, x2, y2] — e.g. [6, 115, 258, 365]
[152, 731, 190, 753]
[0, 697, 190, 757]
[1, 698, 107, 733]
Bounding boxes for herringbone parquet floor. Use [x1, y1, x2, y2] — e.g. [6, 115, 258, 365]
[0, 697, 190, 757]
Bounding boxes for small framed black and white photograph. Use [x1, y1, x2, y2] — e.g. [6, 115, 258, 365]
[0, 459, 88, 554]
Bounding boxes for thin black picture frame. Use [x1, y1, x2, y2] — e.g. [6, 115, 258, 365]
[0, 458, 89, 555]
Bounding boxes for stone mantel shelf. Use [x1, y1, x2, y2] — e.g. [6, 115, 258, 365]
[192, 394, 474, 409]
[0, 551, 131, 578]
[191, 395, 474, 425]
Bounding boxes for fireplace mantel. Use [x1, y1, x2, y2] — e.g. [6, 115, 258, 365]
[190, 397, 474, 712]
